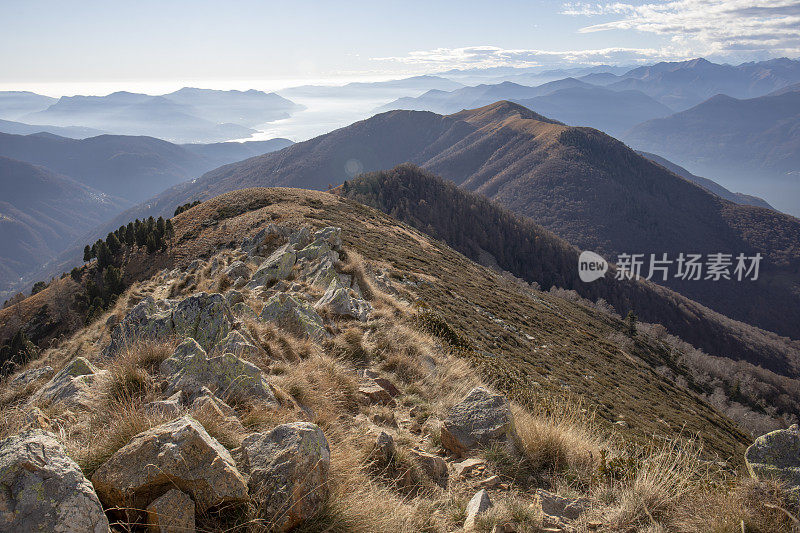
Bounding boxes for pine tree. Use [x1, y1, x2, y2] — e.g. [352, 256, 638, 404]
[625, 310, 638, 338]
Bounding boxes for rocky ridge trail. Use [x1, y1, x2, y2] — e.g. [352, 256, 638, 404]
[1, 216, 797, 532]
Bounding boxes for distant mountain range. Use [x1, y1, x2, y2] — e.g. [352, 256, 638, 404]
[377, 79, 673, 137]
[637, 151, 773, 209]
[2, 88, 302, 143]
[0, 156, 126, 287]
[0, 118, 105, 139]
[625, 88, 800, 215]
[0, 132, 293, 293]
[97, 101, 800, 342]
[279, 75, 463, 99]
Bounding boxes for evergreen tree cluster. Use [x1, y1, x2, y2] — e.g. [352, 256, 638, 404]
[83, 216, 174, 266]
[174, 200, 201, 216]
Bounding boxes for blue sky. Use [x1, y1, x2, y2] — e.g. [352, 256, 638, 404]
[1, 0, 799, 93]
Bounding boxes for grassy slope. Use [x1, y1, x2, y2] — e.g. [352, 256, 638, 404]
[141, 187, 751, 460]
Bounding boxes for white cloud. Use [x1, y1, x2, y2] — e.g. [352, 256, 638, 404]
[564, 0, 800, 58]
[373, 45, 666, 70]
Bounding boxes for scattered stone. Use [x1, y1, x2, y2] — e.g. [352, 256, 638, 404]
[91, 416, 248, 515]
[534, 489, 591, 522]
[224, 261, 251, 280]
[160, 338, 275, 404]
[21, 406, 51, 430]
[30, 357, 108, 409]
[478, 475, 502, 489]
[410, 449, 448, 484]
[145, 391, 184, 417]
[745, 424, 800, 492]
[9, 365, 53, 387]
[373, 376, 400, 397]
[455, 458, 487, 478]
[314, 279, 372, 321]
[464, 489, 493, 531]
[359, 384, 395, 406]
[441, 387, 513, 456]
[260, 293, 329, 341]
[0, 429, 109, 532]
[374, 431, 396, 464]
[146, 488, 195, 533]
[241, 422, 330, 532]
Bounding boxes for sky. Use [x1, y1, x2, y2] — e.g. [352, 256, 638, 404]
[1, 0, 799, 95]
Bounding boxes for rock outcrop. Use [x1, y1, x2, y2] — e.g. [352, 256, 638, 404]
[91, 416, 248, 515]
[241, 422, 330, 532]
[30, 357, 107, 409]
[259, 293, 329, 341]
[745, 424, 800, 492]
[248, 244, 297, 288]
[0, 429, 109, 533]
[441, 387, 513, 456]
[160, 338, 275, 404]
[315, 279, 372, 321]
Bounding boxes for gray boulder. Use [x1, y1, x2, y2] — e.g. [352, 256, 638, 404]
[0, 429, 109, 533]
[160, 338, 275, 404]
[224, 261, 251, 280]
[241, 422, 330, 532]
[745, 424, 800, 492]
[259, 294, 329, 341]
[212, 329, 260, 359]
[315, 279, 371, 321]
[9, 365, 53, 388]
[231, 302, 258, 320]
[314, 227, 342, 250]
[31, 357, 107, 409]
[224, 289, 245, 307]
[104, 296, 175, 356]
[91, 415, 248, 515]
[172, 292, 233, 351]
[248, 244, 296, 288]
[441, 387, 513, 456]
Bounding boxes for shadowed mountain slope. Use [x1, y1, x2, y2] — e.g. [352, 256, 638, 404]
[57, 102, 800, 342]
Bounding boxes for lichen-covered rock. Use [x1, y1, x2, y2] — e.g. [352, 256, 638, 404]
[259, 293, 329, 341]
[441, 387, 513, 456]
[299, 254, 340, 288]
[745, 425, 800, 492]
[241, 422, 330, 532]
[146, 488, 195, 533]
[212, 329, 259, 359]
[225, 289, 245, 307]
[231, 302, 258, 320]
[315, 279, 372, 321]
[191, 388, 246, 433]
[289, 226, 312, 249]
[9, 365, 53, 388]
[241, 224, 280, 256]
[315, 227, 342, 250]
[160, 338, 275, 404]
[171, 292, 232, 351]
[31, 357, 107, 409]
[145, 391, 184, 417]
[104, 296, 176, 356]
[296, 239, 333, 262]
[248, 244, 296, 288]
[0, 429, 109, 533]
[91, 415, 248, 515]
[224, 261, 251, 281]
